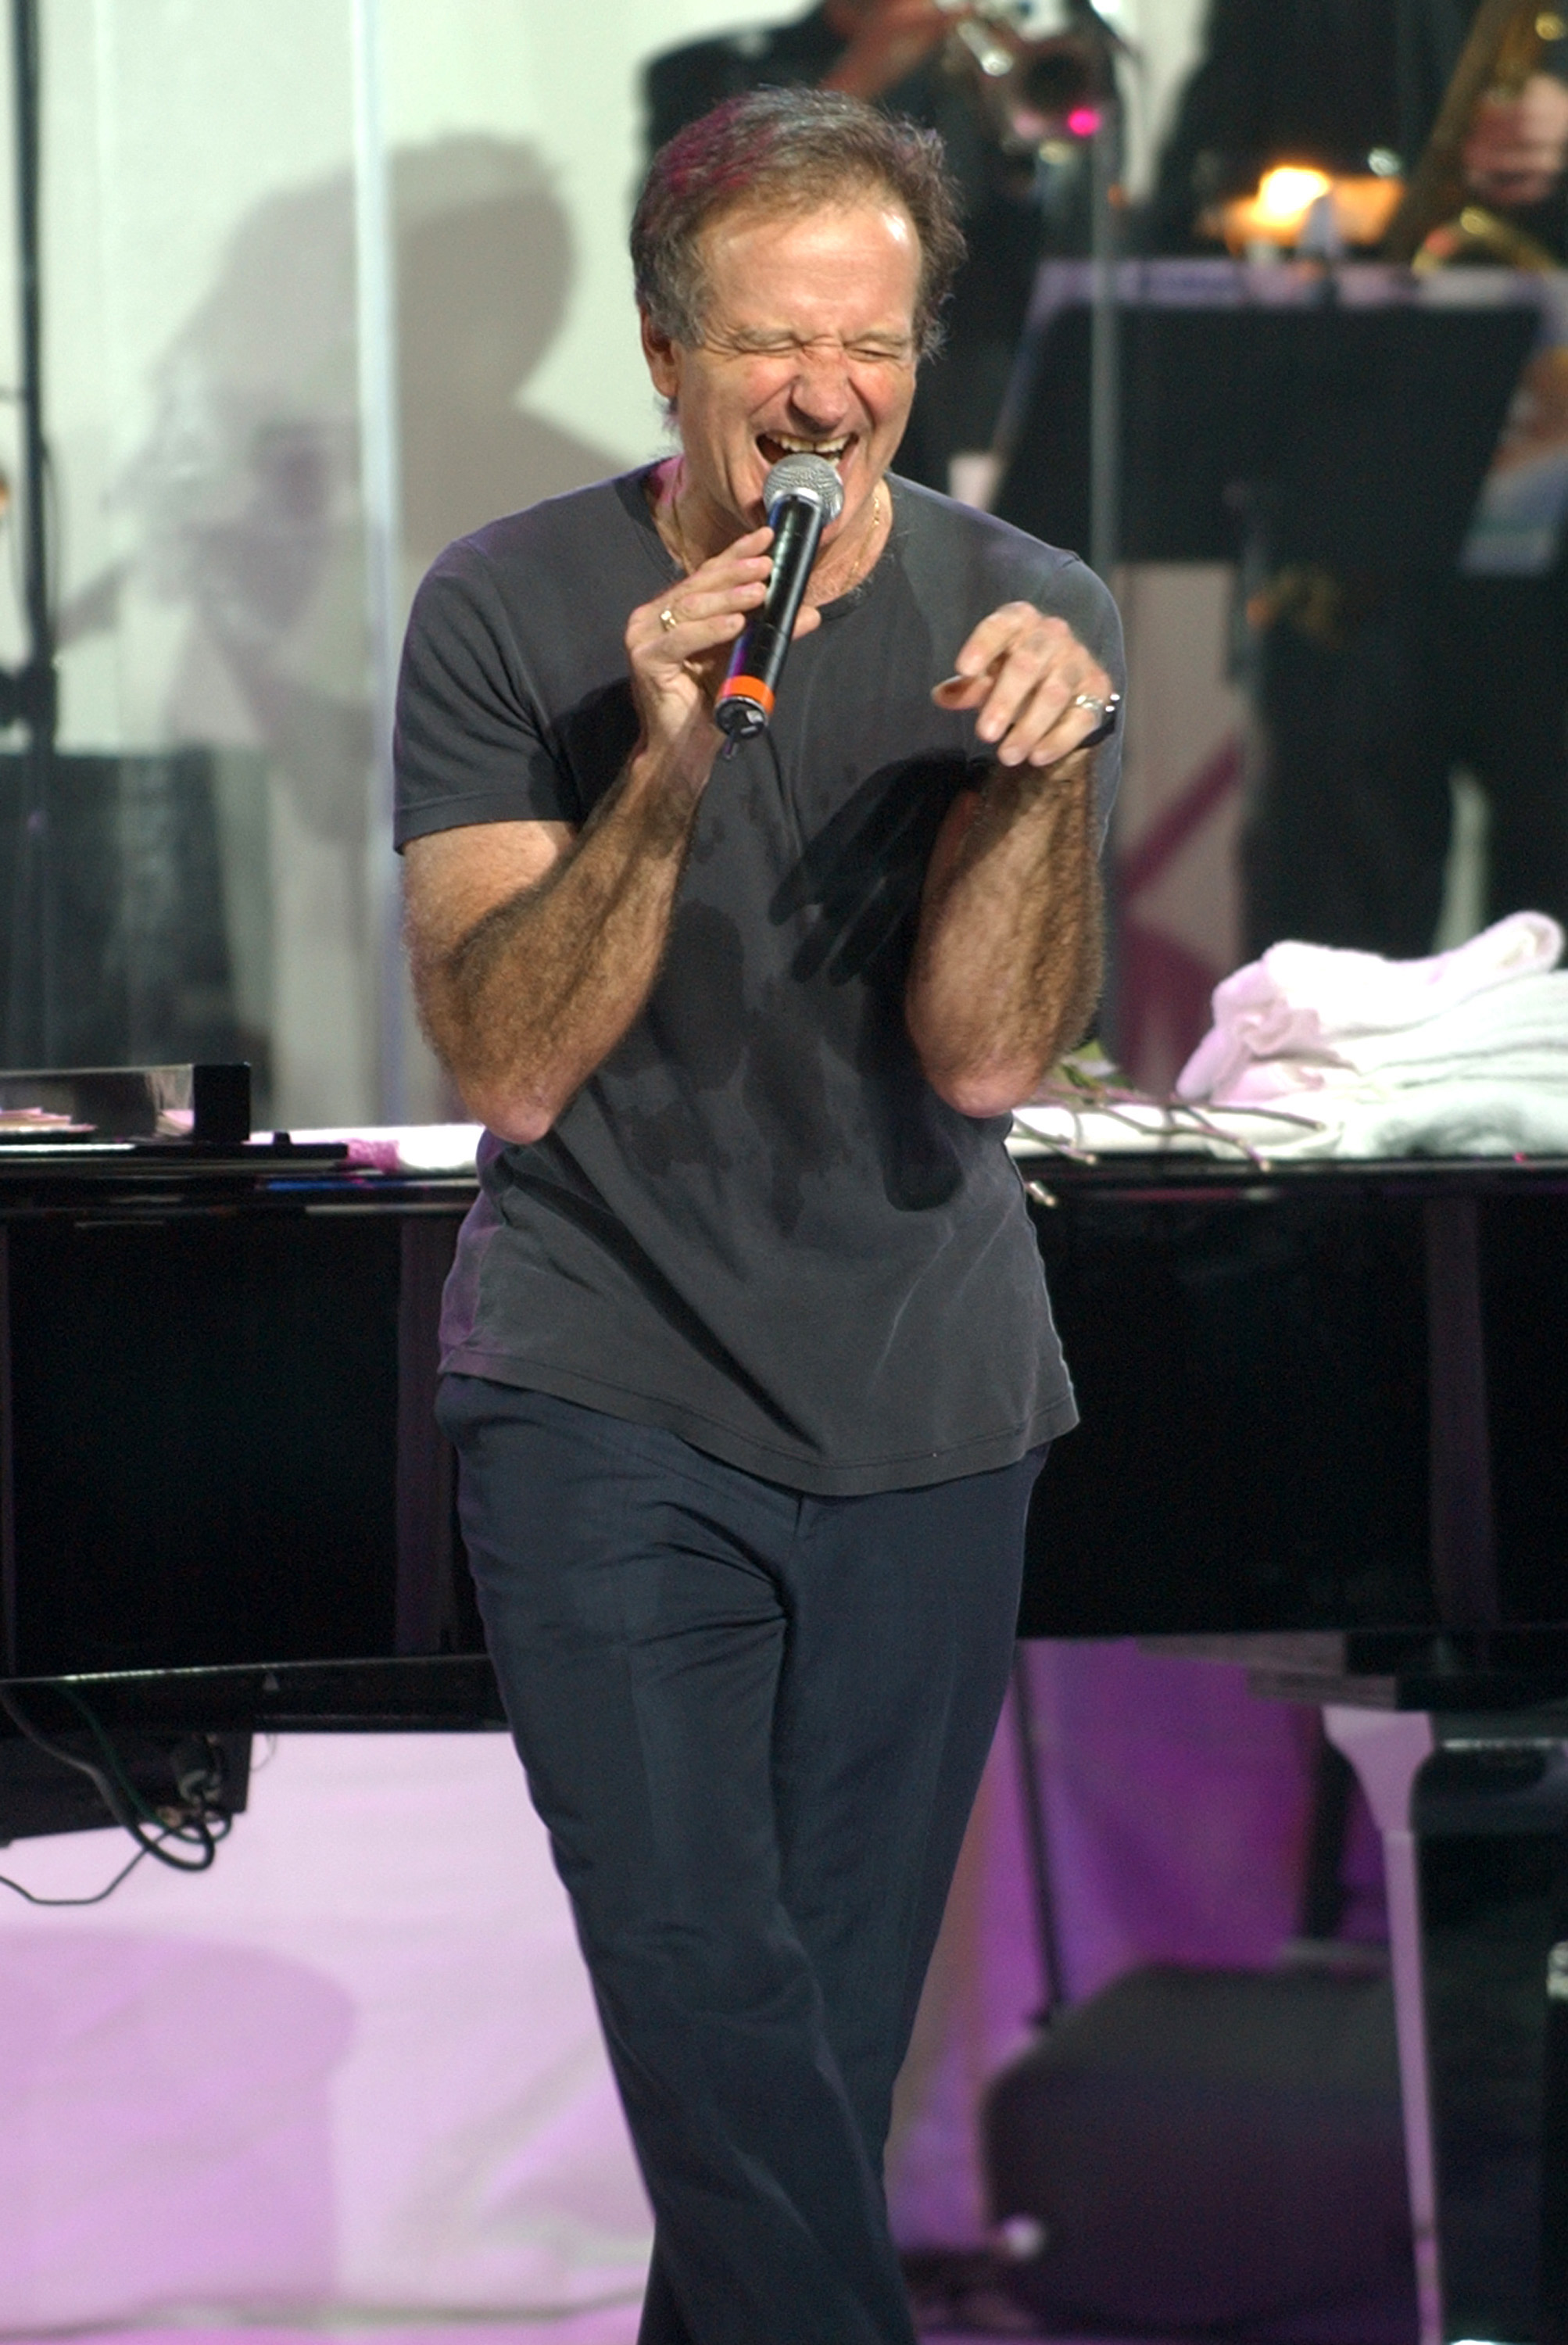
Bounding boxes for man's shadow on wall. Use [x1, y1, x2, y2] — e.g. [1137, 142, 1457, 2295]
[63, 136, 624, 1118]
[396, 138, 621, 569]
[0, 1931, 353, 2321]
[81, 132, 622, 750]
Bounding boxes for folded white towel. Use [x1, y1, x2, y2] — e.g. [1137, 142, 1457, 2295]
[1205, 973, 1568, 1104]
[1230, 1077, 1568, 1160]
[1177, 912, 1566, 1103]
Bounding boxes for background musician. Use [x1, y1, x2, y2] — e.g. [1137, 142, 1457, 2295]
[1145, 0, 1568, 961]
[1148, 0, 1568, 255]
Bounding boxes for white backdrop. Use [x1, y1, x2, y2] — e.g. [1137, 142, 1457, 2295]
[0, 1735, 651, 2329]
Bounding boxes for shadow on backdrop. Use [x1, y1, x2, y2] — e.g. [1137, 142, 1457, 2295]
[43, 136, 617, 1122]
[0, 1931, 354, 2324]
[396, 138, 620, 570]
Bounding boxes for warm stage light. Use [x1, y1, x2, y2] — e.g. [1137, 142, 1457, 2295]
[1254, 166, 1333, 228]
[1211, 165, 1404, 254]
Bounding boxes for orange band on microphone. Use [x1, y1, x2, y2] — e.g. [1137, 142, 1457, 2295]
[717, 674, 775, 717]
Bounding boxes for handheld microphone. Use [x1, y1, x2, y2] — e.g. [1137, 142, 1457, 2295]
[714, 453, 845, 741]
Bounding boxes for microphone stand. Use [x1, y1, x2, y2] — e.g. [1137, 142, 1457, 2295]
[1087, 91, 1121, 586]
[2, 0, 58, 1069]
[1076, 4, 1124, 1051]
[1069, 0, 1124, 584]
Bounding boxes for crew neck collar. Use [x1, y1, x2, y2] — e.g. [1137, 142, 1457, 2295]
[623, 464, 896, 621]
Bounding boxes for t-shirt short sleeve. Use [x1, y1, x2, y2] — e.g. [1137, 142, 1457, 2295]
[393, 539, 582, 849]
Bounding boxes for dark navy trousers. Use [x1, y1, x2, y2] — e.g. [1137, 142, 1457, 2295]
[437, 1377, 1044, 2345]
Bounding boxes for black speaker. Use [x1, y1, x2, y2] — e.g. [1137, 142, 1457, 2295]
[983, 1959, 1413, 2336]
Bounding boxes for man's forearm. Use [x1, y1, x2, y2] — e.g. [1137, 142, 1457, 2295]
[418, 752, 704, 1143]
[905, 752, 1103, 1119]
[406, 521, 779, 1142]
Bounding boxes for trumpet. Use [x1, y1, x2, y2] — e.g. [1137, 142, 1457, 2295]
[934, 0, 1122, 156]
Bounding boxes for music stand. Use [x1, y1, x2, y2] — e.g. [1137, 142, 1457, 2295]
[993, 296, 1539, 572]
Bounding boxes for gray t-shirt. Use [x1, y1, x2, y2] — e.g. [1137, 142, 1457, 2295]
[395, 469, 1122, 1495]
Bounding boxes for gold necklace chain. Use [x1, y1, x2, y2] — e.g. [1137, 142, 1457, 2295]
[660, 465, 886, 592]
[816, 482, 885, 600]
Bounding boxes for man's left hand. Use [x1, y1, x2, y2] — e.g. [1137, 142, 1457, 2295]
[1463, 73, 1568, 209]
[932, 604, 1115, 768]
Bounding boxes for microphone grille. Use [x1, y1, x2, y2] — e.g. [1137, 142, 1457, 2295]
[763, 453, 845, 524]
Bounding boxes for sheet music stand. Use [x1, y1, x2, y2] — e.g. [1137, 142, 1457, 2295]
[993, 296, 1538, 572]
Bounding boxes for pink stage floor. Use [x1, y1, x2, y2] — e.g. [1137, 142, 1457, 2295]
[0, 2332, 1138, 2345]
[0, 2311, 1224, 2345]
[0, 2325, 1214, 2345]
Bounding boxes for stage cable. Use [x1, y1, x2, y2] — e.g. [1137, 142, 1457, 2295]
[0, 1681, 234, 1906]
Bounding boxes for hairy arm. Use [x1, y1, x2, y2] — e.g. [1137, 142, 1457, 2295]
[406, 778, 698, 1143]
[905, 600, 1114, 1117]
[906, 754, 1101, 1116]
[403, 528, 779, 1142]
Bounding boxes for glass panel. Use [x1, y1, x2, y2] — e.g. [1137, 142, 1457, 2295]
[0, 0, 376, 1123]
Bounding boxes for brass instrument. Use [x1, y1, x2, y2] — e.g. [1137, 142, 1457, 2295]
[1382, 0, 1564, 268]
[934, 0, 1120, 159]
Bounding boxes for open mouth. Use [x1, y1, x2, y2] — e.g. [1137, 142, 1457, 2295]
[757, 432, 852, 471]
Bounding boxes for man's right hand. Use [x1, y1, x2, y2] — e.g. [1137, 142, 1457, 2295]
[625, 527, 775, 773]
[626, 525, 825, 779]
[821, 0, 949, 101]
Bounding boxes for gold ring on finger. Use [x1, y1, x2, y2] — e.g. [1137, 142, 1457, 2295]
[659, 606, 679, 632]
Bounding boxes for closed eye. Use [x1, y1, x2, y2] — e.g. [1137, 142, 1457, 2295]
[719, 333, 915, 363]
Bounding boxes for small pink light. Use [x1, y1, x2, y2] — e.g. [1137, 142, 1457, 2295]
[1067, 106, 1101, 138]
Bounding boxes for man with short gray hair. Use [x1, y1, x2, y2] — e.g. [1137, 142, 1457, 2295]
[396, 89, 1121, 2345]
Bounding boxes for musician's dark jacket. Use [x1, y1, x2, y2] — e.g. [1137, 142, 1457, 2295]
[1146, 0, 1568, 256]
[644, 4, 1021, 251]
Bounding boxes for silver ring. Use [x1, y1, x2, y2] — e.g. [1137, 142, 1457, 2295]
[659, 606, 678, 632]
[1072, 690, 1119, 718]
